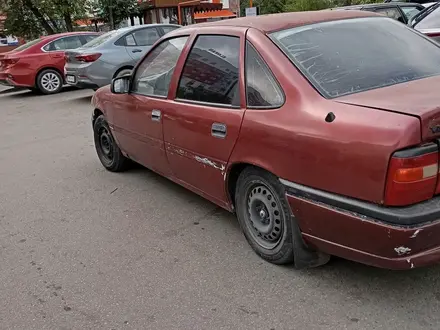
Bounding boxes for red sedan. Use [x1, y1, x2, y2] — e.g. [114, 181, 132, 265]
[0, 32, 99, 94]
[91, 11, 440, 270]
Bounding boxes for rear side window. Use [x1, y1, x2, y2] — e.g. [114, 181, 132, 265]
[43, 36, 82, 51]
[84, 35, 98, 44]
[177, 35, 240, 107]
[133, 28, 160, 46]
[270, 17, 440, 98]
[246, 42, 284, 108]
[125, 34, 137, 46]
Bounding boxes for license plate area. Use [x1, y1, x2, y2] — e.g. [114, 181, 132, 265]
[66, 75, 76, 83]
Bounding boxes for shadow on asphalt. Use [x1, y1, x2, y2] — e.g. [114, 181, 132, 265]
[68, 95, 93, 104]
[1, 85, 80, 98]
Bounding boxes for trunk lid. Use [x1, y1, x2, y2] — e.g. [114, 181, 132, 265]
[64, 50, 83, 65]
[335, 75, 440, 142]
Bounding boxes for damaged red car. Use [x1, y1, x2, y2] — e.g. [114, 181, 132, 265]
[91, 10, 440, 270]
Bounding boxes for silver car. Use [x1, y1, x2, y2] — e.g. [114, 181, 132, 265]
[64, 24, 180, 90]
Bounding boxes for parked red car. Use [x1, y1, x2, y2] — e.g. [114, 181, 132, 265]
[92, 11, 440, 270]
[0, 32, 99, 94]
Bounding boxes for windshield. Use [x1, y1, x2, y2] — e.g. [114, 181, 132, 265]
[12, 38, 41, 52]
[413, 3, 440, 28]
[270, 17, 440, 98]
[81, 30, 119, 48]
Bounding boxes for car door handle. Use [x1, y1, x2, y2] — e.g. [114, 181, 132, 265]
[152, 109, 161, 122]
[132, 49, 142, 53]
[211, 123, 227, 138]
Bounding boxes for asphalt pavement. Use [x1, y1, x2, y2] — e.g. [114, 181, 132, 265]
[1, 85, 440, 330]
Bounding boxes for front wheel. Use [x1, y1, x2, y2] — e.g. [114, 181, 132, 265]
[235, 167, 294, 265]
[93, 115, 129, 172]
[36, 69, 63, 95]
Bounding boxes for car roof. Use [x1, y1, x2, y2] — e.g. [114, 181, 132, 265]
[40, 31, 100, 40]
[115, 23, 180, 33]
[182, 10, 379, 34]
[333, 2, 424, 10]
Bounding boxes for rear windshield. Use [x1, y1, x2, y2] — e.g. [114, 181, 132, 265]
[81, 30, 119, 48]
[270, 17, 440, 98]
[12, 38, 41, 52]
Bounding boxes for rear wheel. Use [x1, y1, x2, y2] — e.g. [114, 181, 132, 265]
[93, 115, 129, 172]
[114, 68, 132, 78]
[36, 69, 63, 95]
[235, 167, 294, 264]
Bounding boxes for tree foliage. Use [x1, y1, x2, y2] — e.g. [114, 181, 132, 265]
[95, 0, 139, 29]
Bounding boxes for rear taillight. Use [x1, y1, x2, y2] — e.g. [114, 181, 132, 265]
[75, 53, 101, 62]
[385, 143, 439, 206]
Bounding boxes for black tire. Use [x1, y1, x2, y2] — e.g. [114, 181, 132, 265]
[36, 69, 63, 95]
[235, 167, 295, 264]
[93, 115, 129, 172]
[114, 68, 132, 79]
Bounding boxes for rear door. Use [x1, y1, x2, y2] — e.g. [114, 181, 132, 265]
[162, 30, 246, 205]
[125, 27, 161, 63]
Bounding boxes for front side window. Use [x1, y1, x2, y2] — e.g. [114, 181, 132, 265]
[246, 42, 284, 108]
[270, 17, 440, 98]
[44, 36, 82, 51]
[177, 35, 240, 106]
[132, 37, 188, 97]
[133, 28, 160, 46]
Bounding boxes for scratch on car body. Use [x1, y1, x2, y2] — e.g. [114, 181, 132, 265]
[394, 246, 411, 256]
[410, 229, 421, 239]
[407, 259, 415, 269]
[195, 156, 225, 171]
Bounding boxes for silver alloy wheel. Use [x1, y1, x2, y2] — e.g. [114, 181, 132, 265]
[40, 72, 61, 92]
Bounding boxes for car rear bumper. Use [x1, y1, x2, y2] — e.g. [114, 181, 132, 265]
[0, 71, 30, 88]
[65, 63, 113, 89]
[281, 179, 440, 270]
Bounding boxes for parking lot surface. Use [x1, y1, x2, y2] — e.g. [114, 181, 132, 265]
[1, 86, 440, 330]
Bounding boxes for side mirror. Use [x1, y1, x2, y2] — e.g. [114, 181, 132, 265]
[111, 75, 130, 94]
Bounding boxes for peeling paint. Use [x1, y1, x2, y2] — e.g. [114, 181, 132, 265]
[195, 156, 225, 171]
[394, 246, 411, 256]
[407, 259, 415, 269]
[410, 229, 421, 239]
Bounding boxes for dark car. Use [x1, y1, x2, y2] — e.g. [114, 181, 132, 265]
[410, 2, 440, 41]
[91, 11, 440, 270]
[332, 2, 425, 23]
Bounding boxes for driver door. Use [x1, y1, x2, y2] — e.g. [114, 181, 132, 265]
[111, 36, 189, 176]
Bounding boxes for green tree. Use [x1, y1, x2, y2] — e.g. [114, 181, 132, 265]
[284, 0, 330, 12]
[96, 0, 139, 29]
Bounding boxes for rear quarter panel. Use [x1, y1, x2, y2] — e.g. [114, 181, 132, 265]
[228, 28, 421, 204]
